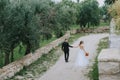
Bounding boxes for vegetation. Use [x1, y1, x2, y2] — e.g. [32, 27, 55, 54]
[105, 0, 116, 5]
[88, 37, 109, 80]
[0, 0, 108, 67]
[108, 0, 120, 30]
[99, 5, 110, 23]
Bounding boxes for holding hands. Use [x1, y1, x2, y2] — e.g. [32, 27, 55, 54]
[72, 41, 89, 57]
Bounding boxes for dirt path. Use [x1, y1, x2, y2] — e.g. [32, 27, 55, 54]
[36, 33, 108, 80]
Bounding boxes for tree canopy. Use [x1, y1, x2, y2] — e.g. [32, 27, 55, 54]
[105, 0, 116, 5]
[109, 0, 120, 30]
[77, 0, 100, 28]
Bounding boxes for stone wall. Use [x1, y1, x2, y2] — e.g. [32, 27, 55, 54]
[70, 27, 109, 34]
[0, 32, 70, 80]
[98, 48, 120, 80]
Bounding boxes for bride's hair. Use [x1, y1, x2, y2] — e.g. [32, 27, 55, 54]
[79, 41, 84, 45]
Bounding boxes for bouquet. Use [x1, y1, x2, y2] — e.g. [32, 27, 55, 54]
[85, 52, 89, 56]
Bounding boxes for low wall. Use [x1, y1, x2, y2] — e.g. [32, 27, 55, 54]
[0, 32, 70, 80]
[70, 27, 109, 34]
[98, 48, 120, 80]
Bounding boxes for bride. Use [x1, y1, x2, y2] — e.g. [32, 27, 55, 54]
[74, 41, 89, 67]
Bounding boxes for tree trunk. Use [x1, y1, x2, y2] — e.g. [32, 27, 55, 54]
[88, 23, 90, 28]
[83, 24, 86, 32]
[25, 44, 30, 55]
[11, 50, 14, 62]
[80, 24, 83, 31]
[5, 52, 10, 65]
[77, 0, 79, 3]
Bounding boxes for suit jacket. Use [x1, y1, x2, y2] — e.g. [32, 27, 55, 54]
[62, 42, 73, 52]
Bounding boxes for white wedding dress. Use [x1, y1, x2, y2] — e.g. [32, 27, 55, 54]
[75, 48, 89, 67]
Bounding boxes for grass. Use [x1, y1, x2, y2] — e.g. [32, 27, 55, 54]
[88, 37, 109, 80]
[70, 25, 80, 30]
[99, 21, 109, 27]
[13, 44, 26, 60]
[115, 30, 120, 35]
[40, 37, 57, 47]
[70, 22, 109, 31]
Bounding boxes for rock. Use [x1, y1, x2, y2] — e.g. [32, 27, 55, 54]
[98, 49, 120, 62]
[99, 74, 120, 80]
[98, 62, 120, 75]
[98, 48, 120, 80]
[15, 76, 24, 80]
[24, 78, 34, 80]
[70, 30, 77, 34]
[26, 73, 34, 78]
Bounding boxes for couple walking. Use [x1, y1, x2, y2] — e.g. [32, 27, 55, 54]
[62, 39, 89, 67]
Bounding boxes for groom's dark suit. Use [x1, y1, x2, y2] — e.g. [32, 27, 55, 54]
[62, 41, 73, 62]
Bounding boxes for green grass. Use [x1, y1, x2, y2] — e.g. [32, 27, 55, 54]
[13, 44, 26, 60]
[88, 37, 109, 80]
[70, 25, 80, 30]
[40, 37, 57, 47]
[115, 30, 120, 35]
[99, 21, 109, 27]
[70, 22, 109, 31]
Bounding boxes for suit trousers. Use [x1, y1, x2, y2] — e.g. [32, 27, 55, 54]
[64, 51, 69, 62]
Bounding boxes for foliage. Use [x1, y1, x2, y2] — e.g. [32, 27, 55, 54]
[53, 0, 77, 37]
[104, 0, 116, 5]
[109, 0, 120, 30]
[99, 5, 110, 22]
[77, 0, 100, 29]
[0, 0, 15, 65]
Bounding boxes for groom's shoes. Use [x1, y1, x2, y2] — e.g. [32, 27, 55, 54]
[65, 60, 69, 62]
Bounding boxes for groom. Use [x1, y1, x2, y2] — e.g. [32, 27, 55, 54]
[62, 39, 73, 62]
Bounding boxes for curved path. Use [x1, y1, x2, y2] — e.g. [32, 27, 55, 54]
[36, 33, 108, 80]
